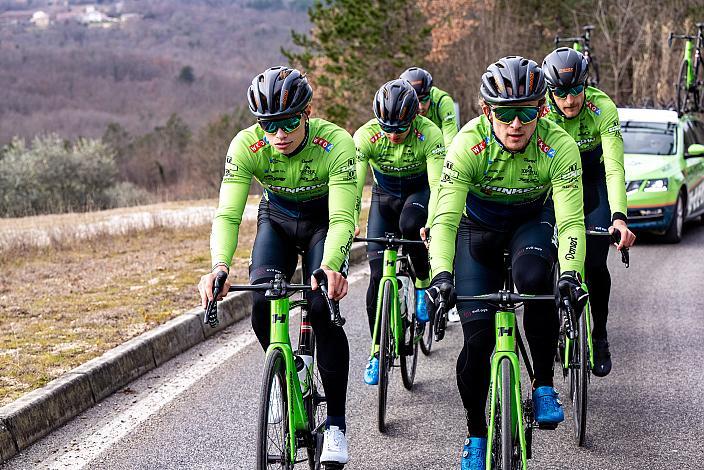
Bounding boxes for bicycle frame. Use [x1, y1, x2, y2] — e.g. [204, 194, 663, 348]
[670, 24, 704, 89]
[370, 247, 402, 358]
[486, 308, 528, 469]
[266, 296, 310, 464]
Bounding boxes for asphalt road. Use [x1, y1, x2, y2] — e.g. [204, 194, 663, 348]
[5, 222, 704, 469]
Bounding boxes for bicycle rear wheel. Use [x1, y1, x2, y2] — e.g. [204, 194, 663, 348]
[696, 59, 703, 111]
[377, 280, 393, 433]
[256, 349, 293, 469]
[570, 311, 589, 447]
[400, 283, 418, 390]
[419, 309, 433, 355]
[305, 357, 326, 469]
[676, 59, 690, 115]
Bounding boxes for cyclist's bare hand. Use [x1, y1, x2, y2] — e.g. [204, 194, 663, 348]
[354, 226, 360, 237]
[311, 265, 348, 301]
[420, 227, 429, 248]
[610, 220, 636, 250]
[198, 267, 231, 309]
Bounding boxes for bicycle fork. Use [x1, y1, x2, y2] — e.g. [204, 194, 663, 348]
[266, 297, 309, 463]
[370, 249, 402, 358]
[486, 310, 529, 469]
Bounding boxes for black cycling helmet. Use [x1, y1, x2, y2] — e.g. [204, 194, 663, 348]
[542, 47, 589, 88]
[373, 79, 419, 129]
[247, 66, 313, 119]
[480, 56, 547, 105]
[399, 67, 433, 99]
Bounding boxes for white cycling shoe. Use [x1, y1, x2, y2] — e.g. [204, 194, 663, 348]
[448, 306, 461, 323]
[320, 426, 349, 465]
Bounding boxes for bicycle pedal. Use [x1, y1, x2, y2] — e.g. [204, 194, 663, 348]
[537, 423, 558, 430]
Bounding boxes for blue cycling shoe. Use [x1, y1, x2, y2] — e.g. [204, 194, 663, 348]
[461, 437, 486, 470]
[532, 386, 564, 424]
[363, 355, 379, 385]
[415, 288, 429, 323]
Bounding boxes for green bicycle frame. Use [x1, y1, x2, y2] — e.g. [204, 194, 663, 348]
[572, 41, 582, 53]
[370, 248, 402, 357]
[684, 40, 695, 87]
[485, 309, 528, 469]
[265, 296, 309, 464]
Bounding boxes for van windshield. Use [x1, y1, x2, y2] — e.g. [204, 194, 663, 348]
[621, 121, 677, 155]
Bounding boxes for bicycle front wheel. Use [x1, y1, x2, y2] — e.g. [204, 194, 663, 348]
[377, 279, 393, 433]
[570, 311, 589, 447]
[491, 358, 515, 470]
[676, 59, 690, 114]
[256, 349, 292, 470]
[400, 284, 418, 390]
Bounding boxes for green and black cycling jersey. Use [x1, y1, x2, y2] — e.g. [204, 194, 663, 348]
[353, 114, 446, 226]
[428, 114, 586, 275]
[424, 86, 459, 147]
[211, 118, 357, 272]
[542, 86, 627, 221]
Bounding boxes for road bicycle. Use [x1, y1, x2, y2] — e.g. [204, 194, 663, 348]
[204, 268, 345, 470]
[555, 25, 600, 87]
[669, 23, 704, 115]
[434, 251, 574, 469]
[354, 235, 426, 433]
[557, 229, 630, 447]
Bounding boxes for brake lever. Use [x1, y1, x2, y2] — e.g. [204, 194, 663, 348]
[204, 270, 228, 328]
[312, 268, 346, 327]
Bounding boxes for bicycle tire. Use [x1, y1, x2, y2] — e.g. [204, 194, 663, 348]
[676, 59, 689, 115]
[570, 312, 589, 447]
[377, 279, 393, 433]
[256, 349, 293, 470]
[400, 280, 418, 390]
[419, 308, 433, 355]
[696, 58, 703, 111]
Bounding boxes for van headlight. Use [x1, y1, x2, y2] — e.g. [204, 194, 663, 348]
[643, 178, 669, 192]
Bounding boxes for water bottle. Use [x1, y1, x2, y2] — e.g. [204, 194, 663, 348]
[399, 276, 410, 317]
[294, 354, 313, 397]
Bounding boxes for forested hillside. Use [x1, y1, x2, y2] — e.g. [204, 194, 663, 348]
[0, 0, 310, 143]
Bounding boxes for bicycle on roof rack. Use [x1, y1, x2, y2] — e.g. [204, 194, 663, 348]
[669, 22, 704, 115]
[555, 25, 600, 87]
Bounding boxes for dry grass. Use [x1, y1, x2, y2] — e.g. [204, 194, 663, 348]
[0, 195, 370, 406]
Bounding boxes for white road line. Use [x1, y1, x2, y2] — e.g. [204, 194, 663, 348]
[46, 265, 370, 469]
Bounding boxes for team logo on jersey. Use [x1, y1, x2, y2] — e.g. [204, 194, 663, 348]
[370, 131, 384, 143]
[249, 136, 269, 153]
[540, 103, 551, 117]
[537, 136, 557, 158]
[312, 136, 334, 152]
[414, 129, 425, 141]
[471, 136, 490, 155]
[585, 101, 601, 116]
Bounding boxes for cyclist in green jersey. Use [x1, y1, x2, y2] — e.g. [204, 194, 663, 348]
[354, 79, 446, 385]
[424, 56, 588, 470]
[542, 48, 637, 377]
[400, 67, 460, 147]
[197, 66, 356, 465]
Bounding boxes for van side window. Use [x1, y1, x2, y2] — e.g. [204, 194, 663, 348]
[683, 121, 699, 152]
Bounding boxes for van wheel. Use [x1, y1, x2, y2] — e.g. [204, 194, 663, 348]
[662, 194, 684, 243]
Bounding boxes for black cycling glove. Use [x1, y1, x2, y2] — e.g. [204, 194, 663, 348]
[425, 271, 457, 312]
[557, 270, 588, 312]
